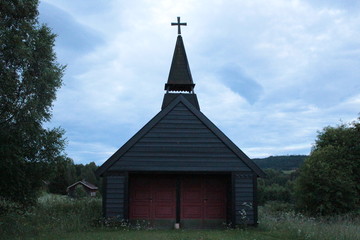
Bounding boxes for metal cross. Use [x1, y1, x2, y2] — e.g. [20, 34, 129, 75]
[171, 17, 187, 35]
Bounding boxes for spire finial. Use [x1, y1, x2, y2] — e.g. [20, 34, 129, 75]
[171, 17, 187, 35]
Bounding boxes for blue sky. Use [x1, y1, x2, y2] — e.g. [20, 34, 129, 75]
[39, 0, 360, 165]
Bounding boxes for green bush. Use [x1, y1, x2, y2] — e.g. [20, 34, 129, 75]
[295, 119, 360, 216]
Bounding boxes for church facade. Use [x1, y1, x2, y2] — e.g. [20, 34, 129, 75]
[96, 18, 265, 228]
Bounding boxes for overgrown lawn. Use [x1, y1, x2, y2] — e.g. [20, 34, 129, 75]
[30, 228, 302, 240]
[1, 195, 359, 240]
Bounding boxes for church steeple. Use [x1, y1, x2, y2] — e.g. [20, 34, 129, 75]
[162, 17, 199, 110]
[165, 35, 195, 92]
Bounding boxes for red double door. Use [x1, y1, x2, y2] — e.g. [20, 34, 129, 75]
[129, 175, 176, 219]
[129, 175, 227, 221]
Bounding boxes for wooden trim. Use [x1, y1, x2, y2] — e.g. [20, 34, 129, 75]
[176, 176, 181, 223]
[102, 176, 107, 218]
[124, 172, 129, 220]
[226, 174, 232, 225]
[231, 172, 236, 227]
[253, 174, 258, 226]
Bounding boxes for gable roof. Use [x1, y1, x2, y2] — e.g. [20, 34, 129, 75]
[165, 35, 195, 92]
[67, 180, 98, 191]
[96, 95, 265, 177]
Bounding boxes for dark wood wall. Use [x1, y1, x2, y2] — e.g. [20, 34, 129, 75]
[103, 174, 127, 218]
[233, 172, 257, 225]
[107, 103, 251, 172]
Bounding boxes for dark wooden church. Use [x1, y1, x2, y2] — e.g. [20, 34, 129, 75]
[96, 18, 265, 229]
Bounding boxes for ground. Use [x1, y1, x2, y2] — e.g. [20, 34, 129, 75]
[31, 229, 303, 240]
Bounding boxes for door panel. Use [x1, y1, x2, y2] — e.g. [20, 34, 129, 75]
[129, 175, 176, 220]
[181, 176, 227, 220]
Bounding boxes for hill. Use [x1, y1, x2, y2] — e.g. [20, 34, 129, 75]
[252, 155, 307, 170]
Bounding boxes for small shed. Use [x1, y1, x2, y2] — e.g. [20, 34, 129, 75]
[67, 180, 98, 198]
[96, 18, 265, 228]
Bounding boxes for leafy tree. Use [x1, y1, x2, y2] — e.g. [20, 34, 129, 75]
[295, 118, 360, 216]
[0, 0, 65, 205]
[258, 169, 295, 205]
[48, 157, 77, 195]
[80, 162, 98, 185]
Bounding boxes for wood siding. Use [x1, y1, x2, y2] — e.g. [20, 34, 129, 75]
[104, 175, 126, 218]
[108, 103, 251, 172]
[233, 173, 256, 225]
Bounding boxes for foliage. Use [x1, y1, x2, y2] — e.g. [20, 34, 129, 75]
[76, 162, 101, 190]
[0, 194, 102, 239]
[253, 155, 307, 171]
[258, 169, 297, 205]
[48, 161, 101, 195]
[1, 195, 359, 240]
[73, 185, 89, 198]
[295, 118, 360, 216]
[48, 157, 77, 195]
[0, 0, 65, 205]
[260, 206, 360, 240]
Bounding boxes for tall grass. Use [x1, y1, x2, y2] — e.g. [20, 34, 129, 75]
[0, 194, 102, 239]
[259, 203, 360, 240]
[1, 196, 359, 240]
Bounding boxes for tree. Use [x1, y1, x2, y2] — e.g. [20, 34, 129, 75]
[257, 169, 295, 205]
[0, 0, 65, 206]
[48, 157, 77, 195]
[295, 118, 360, 216]
[80, 162, 99, 185]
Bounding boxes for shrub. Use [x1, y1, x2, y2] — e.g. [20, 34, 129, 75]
[295, 120, 360, 216]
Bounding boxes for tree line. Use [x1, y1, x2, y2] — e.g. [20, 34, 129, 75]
[47, 159, 101, 195]
[253, 155, 307, 170]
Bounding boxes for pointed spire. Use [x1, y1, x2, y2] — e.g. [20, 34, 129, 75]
[162, 17, 199, 111]
[165, 18, 195, 93]
[165, 35, 195, 92]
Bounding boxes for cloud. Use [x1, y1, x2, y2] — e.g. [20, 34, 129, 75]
[38, 2, 104, 61]
[217, 65, 263, 104]
[39, 0, 360, 163]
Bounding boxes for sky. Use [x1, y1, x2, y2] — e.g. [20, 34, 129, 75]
[38, 0, 360, 165]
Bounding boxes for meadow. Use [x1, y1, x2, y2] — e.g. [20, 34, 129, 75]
[0, 195, 359, 240]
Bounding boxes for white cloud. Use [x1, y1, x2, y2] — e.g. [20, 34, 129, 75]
[40, 0, 360, 163]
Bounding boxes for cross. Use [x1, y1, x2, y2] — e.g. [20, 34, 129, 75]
[171, 17, 187, 35]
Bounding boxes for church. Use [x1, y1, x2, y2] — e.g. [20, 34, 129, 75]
[96, 17, 265, 229]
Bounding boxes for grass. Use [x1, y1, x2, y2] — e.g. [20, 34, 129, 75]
[259, 204, 360, 240]
[25, 228, 302, 240]
[0, 194, 102, 239]
[1, 195, 359, 240]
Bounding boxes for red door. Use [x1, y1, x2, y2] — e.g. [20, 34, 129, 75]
[130, 175, 176, 220]
[181, 175, 227, 220]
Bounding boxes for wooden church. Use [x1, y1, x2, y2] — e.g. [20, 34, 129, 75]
[96, 18, 265, 229]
